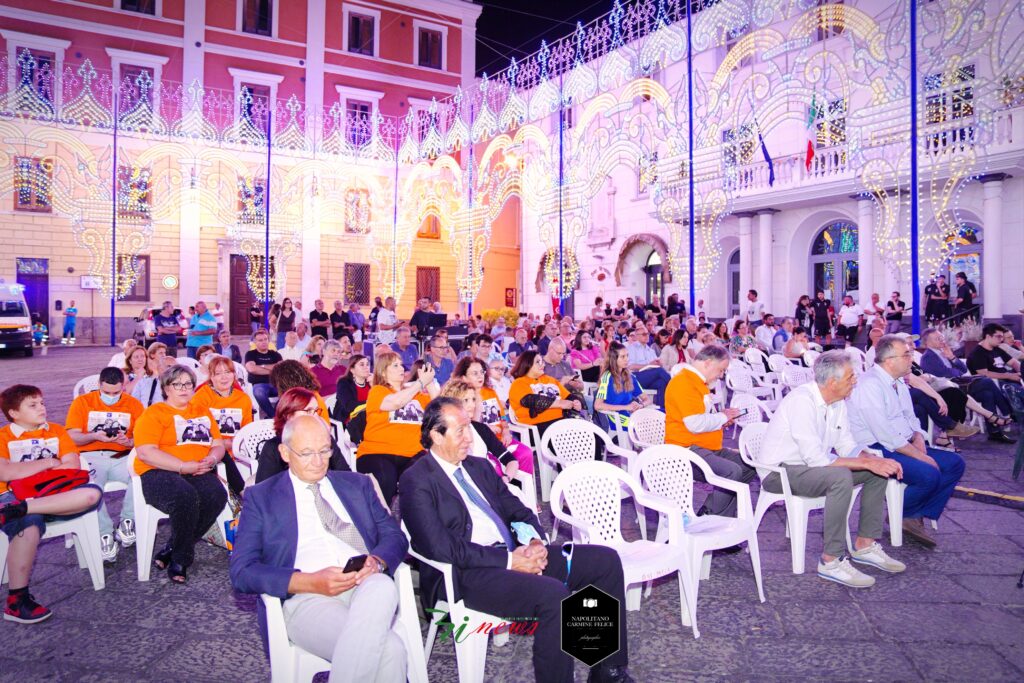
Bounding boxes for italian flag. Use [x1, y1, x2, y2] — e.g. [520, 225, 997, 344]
[805, 94, 818, 172]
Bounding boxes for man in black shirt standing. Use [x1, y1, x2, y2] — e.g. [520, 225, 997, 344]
[244, 329, 282, 418]
[329, 300, 352, 342]
[954, 272, 978, 323]
[409, 297, 433, 339]
[810, 289, 831, 344]
[309, 299, 331, 338]
[249, 303, 262, 334]
[923, 276, 950, 323]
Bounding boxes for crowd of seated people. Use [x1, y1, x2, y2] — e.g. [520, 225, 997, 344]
[1, 290, 1020, 683]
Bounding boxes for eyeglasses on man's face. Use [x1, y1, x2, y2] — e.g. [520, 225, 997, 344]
[283, 444, 332, 460]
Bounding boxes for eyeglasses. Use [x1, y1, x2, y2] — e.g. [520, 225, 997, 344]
[282, 443, 332, 460]
[432, 345, 450, 351]
[168, 382, 194, 391]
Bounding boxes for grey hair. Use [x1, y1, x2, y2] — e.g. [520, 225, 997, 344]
[323, 339, 342, 353]
[813, 350, 853, 386]
[920, 328, 940, 345]
[281, 413, 331, 449]
[694, 344, 729, 363]
[397, 325, 411, 335]
[159, 364, 197, 391]
[875, 334, 909, 363]
[781, 317, 794, 326]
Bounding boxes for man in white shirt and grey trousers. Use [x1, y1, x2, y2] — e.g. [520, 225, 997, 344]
[760, 350, 907, 588]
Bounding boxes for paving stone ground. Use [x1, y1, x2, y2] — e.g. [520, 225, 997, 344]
[1, 345, 1023, 682]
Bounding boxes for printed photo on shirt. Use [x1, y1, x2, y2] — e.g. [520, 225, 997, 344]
[210, 407, 243, 435]
[530, 383, 561, 400]
[87, 411, 131, 438]
[8, 437, 60, 462]
[480, 398, 502, 425]
[174, 415, 213, 445]
[391, 401, 425, 424]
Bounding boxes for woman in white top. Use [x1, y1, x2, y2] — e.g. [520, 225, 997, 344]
[783, 326, 810, 364]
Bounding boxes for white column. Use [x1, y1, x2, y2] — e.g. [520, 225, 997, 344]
[981, 174, 1006, 319]
[182, 0, 205, 91]
[855, 194, 875, 305]
[178, 159, 201, 307]
[460, 20, 477, 88]
[301, 174, 322, 305]
[757, 209, 777, 312]
[737, 212, 754, 311]
[304, 0, 326, 115]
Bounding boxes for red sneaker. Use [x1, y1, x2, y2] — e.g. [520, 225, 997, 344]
[4, 592, 52, 624]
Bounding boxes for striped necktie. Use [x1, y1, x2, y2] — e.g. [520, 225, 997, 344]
[308, 481, 368, 554]
[454, 468, 516, 550]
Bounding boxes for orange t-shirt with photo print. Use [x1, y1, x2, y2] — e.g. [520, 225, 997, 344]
[133, 403, 222, 475]
[0, 423, 78, 494]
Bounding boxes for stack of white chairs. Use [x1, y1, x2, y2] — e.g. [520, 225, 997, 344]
[539, 419, 645, 540]
[633, 445, 765, 638]
[261, 562, 428, 683]
[550, 461, 693, 614]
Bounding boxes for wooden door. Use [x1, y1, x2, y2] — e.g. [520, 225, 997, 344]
[229, 254, 274, 335]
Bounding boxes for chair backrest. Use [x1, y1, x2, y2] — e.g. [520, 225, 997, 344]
[539, 418, 608, 468]
[233, 418, 278, 464]
[782, 363, 811, 388]
[176, 357, 201, 373]
[550, 460, 632, 544]
[744, 348, 769, 375]
[802, 349, 820, 366]
[323, 393, 338, 416]
[729, 393, 767, 427]
[845, 347, 867, 373]
[627, 408, 665, 449]
[233, 361, 248, 384]
[726, 369, 755, 391]
[634, 445, 700, 517]
[74, 374, 100, 398]
[737, 422, 773, 478]
[767, 354, 790, 374]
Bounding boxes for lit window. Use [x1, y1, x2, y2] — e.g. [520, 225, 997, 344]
[118, 165, 152, 220]
[13, 156, 52, 213]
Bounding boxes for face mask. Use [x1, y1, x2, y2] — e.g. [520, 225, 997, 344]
[100, 392, 121, 406]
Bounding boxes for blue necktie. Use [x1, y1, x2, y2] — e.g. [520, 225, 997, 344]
[454, 468, 516, 550]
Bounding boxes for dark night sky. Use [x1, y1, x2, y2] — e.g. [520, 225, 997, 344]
[472, 0, 616, 76]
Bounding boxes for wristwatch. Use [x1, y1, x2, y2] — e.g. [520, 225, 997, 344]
[370, 555, 387, 573]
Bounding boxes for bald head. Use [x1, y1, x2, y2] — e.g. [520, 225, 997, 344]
[280, 414, 332, 483]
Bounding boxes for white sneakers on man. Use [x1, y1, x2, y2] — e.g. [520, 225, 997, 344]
[115, 518, 136, 548]
[100, 534, 119, 563]
[850, 542, 907, 573]
[817, 556, 875, 588]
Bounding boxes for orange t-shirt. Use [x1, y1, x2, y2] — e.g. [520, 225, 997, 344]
[665, 367, 723, 450]
[479, 386, 507, 439]
[133, 402, 223, 475]
[356, 385, 430, 459]
[65, 391, 144, 453]
[190, 384, 254, 442]
[508, 374, 568, 426]
[314, 393, 330, 422]
[0, 423, 78, 494]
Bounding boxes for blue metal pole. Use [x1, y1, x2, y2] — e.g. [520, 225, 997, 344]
[468, 103, 475, 319]
[264, 112, 272, 327]
[558, 74, 565, 317]
[391, 125, 400, 304]
[686, 0, 696, 314]
[909, 0, 921, 334]
[110, 92, 118, 347]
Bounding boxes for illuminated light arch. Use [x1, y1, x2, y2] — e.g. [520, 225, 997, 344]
[787, 5, 887, 62]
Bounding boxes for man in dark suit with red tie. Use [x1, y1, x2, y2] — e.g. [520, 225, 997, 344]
[400, 397, 633, 683]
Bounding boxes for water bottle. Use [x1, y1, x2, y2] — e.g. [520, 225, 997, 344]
[682, 511, 692, 529]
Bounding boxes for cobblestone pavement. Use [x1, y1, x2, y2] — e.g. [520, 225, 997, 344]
[1, 346, 1023, 682]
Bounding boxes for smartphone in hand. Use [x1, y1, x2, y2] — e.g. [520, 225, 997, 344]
[343, 554, 368, 573]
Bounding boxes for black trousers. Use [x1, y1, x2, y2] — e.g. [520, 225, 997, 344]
[140, 469, 227, 568]
[458, 544, 628, 683]
[357, 452, 422, 505]
[836, 324, 858, 344]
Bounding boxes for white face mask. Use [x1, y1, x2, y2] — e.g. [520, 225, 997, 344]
[100, 392, 122, 406]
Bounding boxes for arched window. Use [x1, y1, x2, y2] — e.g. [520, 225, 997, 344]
[810, 221, 859, 301]
[644, 249, 663, 307]
[944, 223, 982, 301]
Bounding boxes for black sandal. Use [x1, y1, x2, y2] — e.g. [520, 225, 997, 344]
[168, 562, 187, 584]
[153, 546, 173, 571]
[987, 414, 1012, 428]
[933, 436, 954, 449]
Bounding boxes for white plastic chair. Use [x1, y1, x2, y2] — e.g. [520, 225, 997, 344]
[73, 374, 100, 399]
[597, 409, 632, 450]
[802, 349, 821, 366]
[549, 461, 696, 630]
[232, 418, 278, 481]
[539, 418, 645, 540]
[0, 466, 106, 591]
[781, 364, 813, 391]
[727, 393, 772, 439]
[233, 360, 249, 385]
[261, 562, 428, 683]
[403, 523, 508, 683]
[127, 451, 234, 581]
[634, 445, 765, 636]
[323, 393, 338, 416]
[846, 346, 868, 374]
[627, 408, 665, 450]
[743, 347, 774, 382]
[726, 368, 781, 408]
[767, 354, 796, 376]
[505, 408, 546, 499]
[738, 424, 907, 569]
[176, 357, 202, 373]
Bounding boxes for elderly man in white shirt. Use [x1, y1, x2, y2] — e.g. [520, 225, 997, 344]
[761, 350, 905, 588]
[847, 335, 966, 548]
[835, 295, 864, 345]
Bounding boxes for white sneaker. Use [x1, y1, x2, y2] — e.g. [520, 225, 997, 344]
[100, 534, 119, 563]
[817, 556, 875, 588]
[115, 519, 136, 548]
[851, 542, 906, 573]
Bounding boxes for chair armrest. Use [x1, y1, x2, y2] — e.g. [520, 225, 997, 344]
[632, 490, 684, 543]
[605, 442, 635, 462]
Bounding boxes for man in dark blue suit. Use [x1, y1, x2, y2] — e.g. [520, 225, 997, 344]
[230, 415, 408, 683]
[401, 397, 633, 683]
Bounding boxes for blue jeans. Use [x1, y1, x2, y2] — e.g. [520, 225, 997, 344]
[634, 367, 670, 408]
[871, 442, 965, 519]
[0, 486, 102, 539]
[63, 321, 76, 338]
[276, 331, 287, 349]
[967, 377, 1011, 427]
[253, 383, 278, 419]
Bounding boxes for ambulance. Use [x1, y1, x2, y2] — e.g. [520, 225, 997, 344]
[0, 283, 34, 357]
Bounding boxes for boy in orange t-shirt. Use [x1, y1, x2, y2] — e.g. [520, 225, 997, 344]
[0, 384, 101, 624]
[65, 367, 144, 560]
